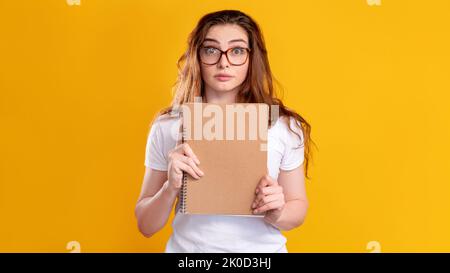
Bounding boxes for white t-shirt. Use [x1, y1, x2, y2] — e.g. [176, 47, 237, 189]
[144, 112, 305, 253]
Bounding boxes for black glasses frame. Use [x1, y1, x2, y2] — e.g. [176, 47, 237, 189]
[199, 46, 251, 66]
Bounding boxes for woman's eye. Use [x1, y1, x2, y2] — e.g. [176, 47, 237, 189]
[204, 47, 217, 55]
[231, 48, 245, 55]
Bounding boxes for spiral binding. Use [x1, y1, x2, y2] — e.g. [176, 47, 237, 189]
[179, 110, 188, 214]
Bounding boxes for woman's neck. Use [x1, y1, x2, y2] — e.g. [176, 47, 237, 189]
[204, 86, 239, 104]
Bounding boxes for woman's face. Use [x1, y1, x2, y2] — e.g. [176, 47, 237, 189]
[199, 24, 250, 98]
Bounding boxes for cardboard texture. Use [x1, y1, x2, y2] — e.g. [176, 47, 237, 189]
[179, 102, 268, 216]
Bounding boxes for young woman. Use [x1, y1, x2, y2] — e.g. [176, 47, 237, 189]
[135, 10, 313, 253]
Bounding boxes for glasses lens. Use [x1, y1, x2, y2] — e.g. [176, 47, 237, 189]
[200, 47, 220, 65]
[227, 48, 248, 65]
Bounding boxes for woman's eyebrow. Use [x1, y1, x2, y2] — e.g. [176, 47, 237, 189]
[203, 38, 248, 45]
[228, 39, 248, 45]
[203, 38, 220, 44]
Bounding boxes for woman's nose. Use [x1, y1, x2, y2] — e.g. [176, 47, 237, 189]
[217, 53, 230, 68]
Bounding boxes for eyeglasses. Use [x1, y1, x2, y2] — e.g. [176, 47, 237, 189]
[199, 46, 251, 66]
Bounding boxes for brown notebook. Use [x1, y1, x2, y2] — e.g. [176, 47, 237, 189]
[178, 102, 268, 216]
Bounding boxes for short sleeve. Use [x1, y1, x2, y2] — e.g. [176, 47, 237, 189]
[144, 121, 168, 171]
[279, 117, 305, 171]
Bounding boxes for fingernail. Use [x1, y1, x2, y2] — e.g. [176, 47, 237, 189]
[253, 209, 258, 214]
[199, 170, 204, 176]
[255, 188, 259, 194]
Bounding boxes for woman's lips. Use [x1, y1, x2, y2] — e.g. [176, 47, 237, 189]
[214, 75, 233, 82]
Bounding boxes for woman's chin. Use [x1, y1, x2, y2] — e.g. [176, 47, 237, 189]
[212, 83, 238, 92]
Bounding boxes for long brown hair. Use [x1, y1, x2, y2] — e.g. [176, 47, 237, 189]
[155, 10, 315, 179]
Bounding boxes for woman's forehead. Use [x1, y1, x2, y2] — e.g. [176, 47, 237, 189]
[204, 24, 248, 45]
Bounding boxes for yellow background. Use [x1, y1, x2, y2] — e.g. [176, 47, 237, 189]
[1, 0, 449, 252]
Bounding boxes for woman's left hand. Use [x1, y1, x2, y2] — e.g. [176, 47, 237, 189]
[252, 174, 286, 224]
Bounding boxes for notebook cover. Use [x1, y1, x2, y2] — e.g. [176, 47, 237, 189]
[179, 102, 268, 216]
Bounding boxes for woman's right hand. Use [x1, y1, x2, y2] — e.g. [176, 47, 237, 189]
[167, 143, 204, 193]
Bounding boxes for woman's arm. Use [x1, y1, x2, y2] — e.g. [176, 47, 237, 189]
[253, 164, 309, 231]
[134, 168, 178, 238]
[135, 143, 203, 238]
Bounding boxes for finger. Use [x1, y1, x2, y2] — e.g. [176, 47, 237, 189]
[253, 191, 283, 208]
[253, 187, 282, 206]
[174, 164, 183, 175]
[180, 155, 204, 177]
[255, 185, 282, 196]
[263, 174, 277, 186]
[180, 143, 200, 165]
[256, 174, 276, 192]
[254, 200, 285, 214]
[256, 193, 283, 208]
[176, 161, 201, 179]
[256, 175, 269, 190]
